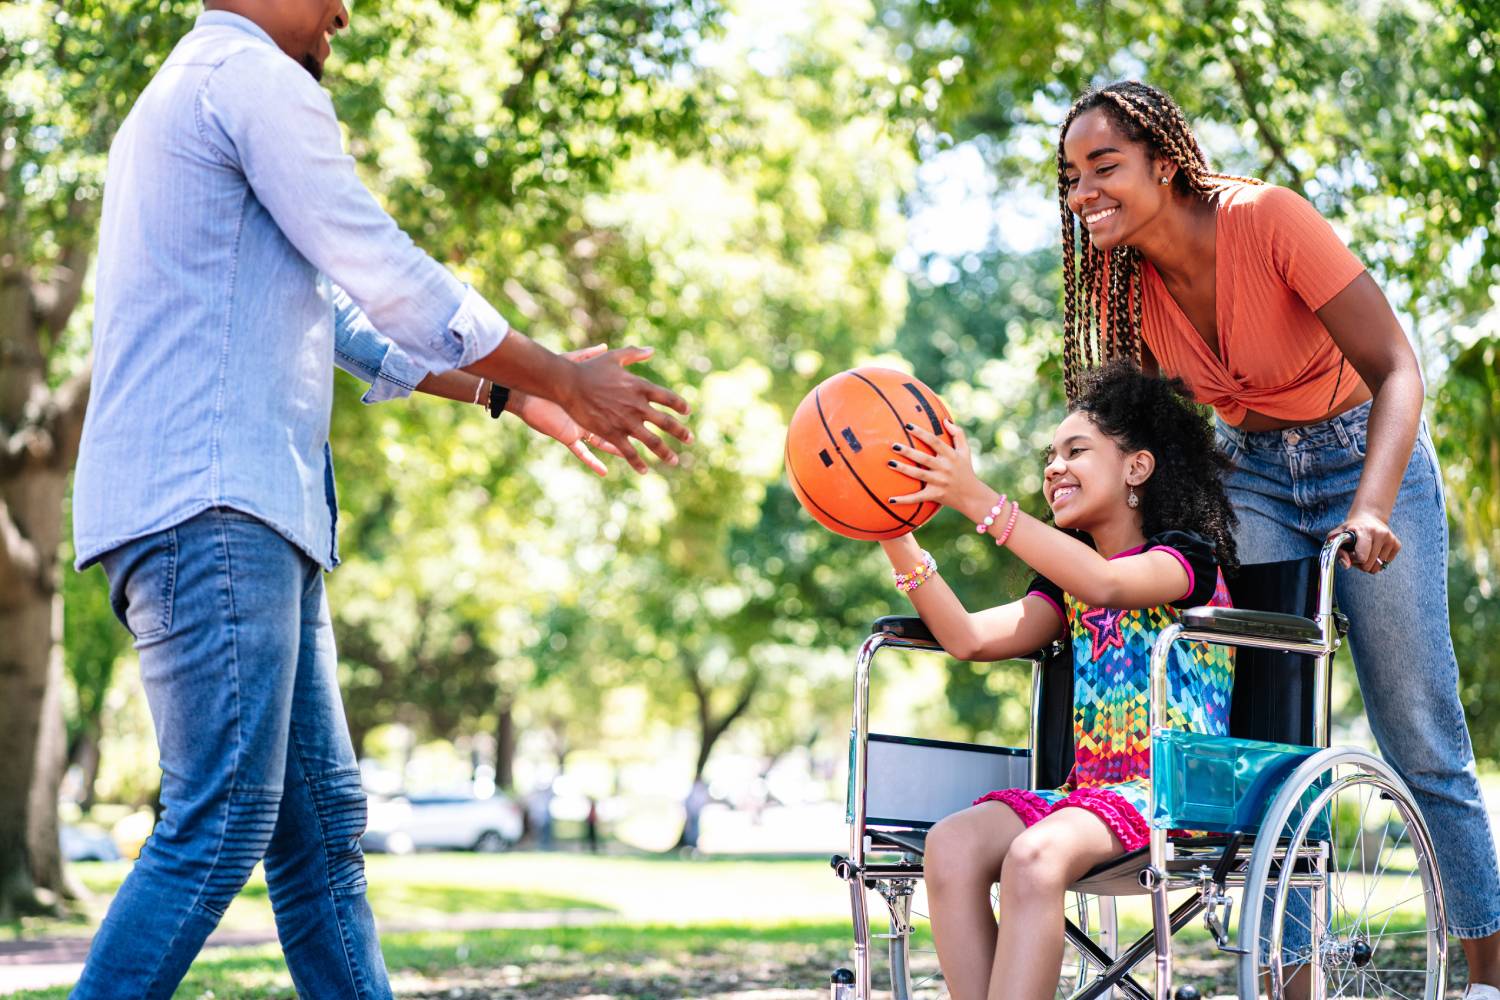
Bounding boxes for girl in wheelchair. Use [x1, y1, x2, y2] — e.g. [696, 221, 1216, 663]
[880, 360, 1238, 1000]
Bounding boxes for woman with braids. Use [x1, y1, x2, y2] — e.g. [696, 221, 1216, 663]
[877, 361, 1239, 1000]
[1056, 80, 1500, 998]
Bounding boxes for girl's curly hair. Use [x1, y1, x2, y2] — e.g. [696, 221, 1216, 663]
[1072, 359, 1239, 572]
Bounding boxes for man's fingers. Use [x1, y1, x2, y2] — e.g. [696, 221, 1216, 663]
[643, 408, 693, 444]
[629, 424, 679, 466]
[569, 439, 609, 478]
[642, 381, 691, 416]
[580, 431, 628, 459]
[604, 430, 647, 474]
[609, 345, 656, 367]
[565, 343, 610, 362]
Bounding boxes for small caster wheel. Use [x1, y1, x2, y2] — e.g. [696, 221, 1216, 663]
[1174, 987, 1201, 1000]
[830, 968, 856, 999]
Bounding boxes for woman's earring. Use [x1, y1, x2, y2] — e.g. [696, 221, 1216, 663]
[1127, 485, 1140, 509]
[1159, 176, 1170, 186]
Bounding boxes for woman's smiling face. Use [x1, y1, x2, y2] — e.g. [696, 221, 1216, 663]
[1061, 108, 1174, 252]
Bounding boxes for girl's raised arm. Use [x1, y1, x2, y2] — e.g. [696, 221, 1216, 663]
[880, 533, 1064, 662]
[888, 423, 1195, 611]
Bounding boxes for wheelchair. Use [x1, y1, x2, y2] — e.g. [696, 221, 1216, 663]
[829, 532, 1448, 999]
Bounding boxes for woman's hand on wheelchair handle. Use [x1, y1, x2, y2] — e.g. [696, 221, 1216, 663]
[1328, 511, 1401, 573]
[887, 421, 994, 521]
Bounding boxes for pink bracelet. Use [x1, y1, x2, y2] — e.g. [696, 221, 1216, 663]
[993, 502, 1022, 546]
[976, 495, 1007, 534]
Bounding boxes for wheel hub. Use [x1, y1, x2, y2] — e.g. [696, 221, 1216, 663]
[1323, 935, 1374, 970]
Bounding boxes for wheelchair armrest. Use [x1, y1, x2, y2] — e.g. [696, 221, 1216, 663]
[1179, 606, 1324, 644]
[869, 616, 1056, 662]
[871, 615, 941, 648]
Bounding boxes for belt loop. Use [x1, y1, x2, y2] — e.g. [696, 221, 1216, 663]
[1331, 417, 1350, 448]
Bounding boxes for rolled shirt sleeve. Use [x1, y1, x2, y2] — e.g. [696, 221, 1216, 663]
[331, 282, 426, 403]
[197, 45, 507, 372]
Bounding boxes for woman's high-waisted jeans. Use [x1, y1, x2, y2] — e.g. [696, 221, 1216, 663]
[1217, 399, 1500, 938]
[72, 508, 392, 998]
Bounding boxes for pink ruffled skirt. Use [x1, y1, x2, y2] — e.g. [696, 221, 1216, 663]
[973, 785, 1151, 853]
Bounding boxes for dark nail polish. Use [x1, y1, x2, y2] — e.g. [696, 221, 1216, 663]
[887, 498, 896, 504]
[887, 460, 897, 468]
[892, 444, 902, 452]
[904, 423, 914, 431]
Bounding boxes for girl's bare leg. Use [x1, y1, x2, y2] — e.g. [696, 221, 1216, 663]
[989, 807, 1124, 1000]
[922, 801, 1029, 1000]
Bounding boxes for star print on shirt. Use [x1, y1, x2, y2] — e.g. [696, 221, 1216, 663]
[1080, 606, 1128, 659]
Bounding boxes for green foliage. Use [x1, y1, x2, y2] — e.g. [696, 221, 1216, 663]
[322, 0, 918, 783]
[1433, 332, 1500, 760]
[885, 0, 1500, 322]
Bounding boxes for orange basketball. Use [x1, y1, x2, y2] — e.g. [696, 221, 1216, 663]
[785, 367, 955, 540]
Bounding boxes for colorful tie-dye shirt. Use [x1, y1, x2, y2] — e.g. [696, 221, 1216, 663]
[975, 530, 1234, 851]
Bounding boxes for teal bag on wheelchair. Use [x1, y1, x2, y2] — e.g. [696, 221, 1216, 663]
[1151, 556, 1334, 840]
[1151, 729, 1330, 840]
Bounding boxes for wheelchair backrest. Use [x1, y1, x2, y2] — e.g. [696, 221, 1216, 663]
[1029, 556, 1324, 789]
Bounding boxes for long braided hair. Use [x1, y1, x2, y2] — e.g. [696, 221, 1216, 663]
[1057, 81, 1261, 400]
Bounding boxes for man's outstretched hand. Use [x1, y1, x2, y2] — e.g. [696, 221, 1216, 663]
[560, 345, 692, 475]
[507, 345, 622, 477]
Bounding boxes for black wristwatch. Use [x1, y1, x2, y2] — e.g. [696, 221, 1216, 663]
[487, 381, 510, 419]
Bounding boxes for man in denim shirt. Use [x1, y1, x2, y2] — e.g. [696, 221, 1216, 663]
[70, 2, 690, 996]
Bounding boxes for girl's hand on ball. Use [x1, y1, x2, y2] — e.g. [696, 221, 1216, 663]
[888, 420, 985, 514]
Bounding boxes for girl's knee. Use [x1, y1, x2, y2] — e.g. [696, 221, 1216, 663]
[924, 814, 986, 887]
[1000, 829, 1068, 893]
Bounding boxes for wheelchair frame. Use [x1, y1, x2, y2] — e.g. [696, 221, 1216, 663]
[831, 532, 1447, 1000]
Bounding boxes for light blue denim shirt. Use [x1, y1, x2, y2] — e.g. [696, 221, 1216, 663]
[74, 11, 504, 571]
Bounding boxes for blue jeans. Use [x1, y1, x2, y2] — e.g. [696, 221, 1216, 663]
[1217, 401, 1500, 939]
[73, 509, 391, 998]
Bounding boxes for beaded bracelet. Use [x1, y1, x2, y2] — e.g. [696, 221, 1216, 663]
[993, 501, 1022, 547]
[893, 550, 938, 593]
[975, 495, 1008, 534]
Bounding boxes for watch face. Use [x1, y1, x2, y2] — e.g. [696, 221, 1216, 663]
[488, 382, 510, 418]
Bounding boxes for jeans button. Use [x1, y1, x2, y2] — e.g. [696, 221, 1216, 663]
[1284, 430, 1301, 445]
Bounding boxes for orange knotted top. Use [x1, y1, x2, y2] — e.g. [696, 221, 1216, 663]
[1139, 182, 1367, 426]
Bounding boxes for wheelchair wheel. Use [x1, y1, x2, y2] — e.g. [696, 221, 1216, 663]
[877, 881, 1116, 999]
[1236, 748, 1447, 999]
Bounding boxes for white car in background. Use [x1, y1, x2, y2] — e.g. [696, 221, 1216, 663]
[363, 791, 523, 854]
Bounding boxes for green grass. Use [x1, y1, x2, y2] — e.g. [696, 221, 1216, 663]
[6, 921, 857, 999]
[2, 851, 1458, 998]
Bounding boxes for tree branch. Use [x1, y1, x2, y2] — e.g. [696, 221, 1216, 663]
[1222, 51, 1307, 196]
[500, 0, 581, 113]
[48, 361, 91, 472]
[0, 496, 46, 604]
[31, 249, 89, 344]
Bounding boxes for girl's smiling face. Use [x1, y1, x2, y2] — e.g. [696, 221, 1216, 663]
[1061, 108, 1176, 252]
[1043, 411, 1152, 530]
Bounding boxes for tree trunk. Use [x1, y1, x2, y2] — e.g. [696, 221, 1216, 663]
[495, 699, 516, 791]
[673, 663, 762, 849]
[0, 179, 93, 917]
[72, 723, 102, 814]
[0, 460, 75, 919]
[29, 612, 78, 902]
